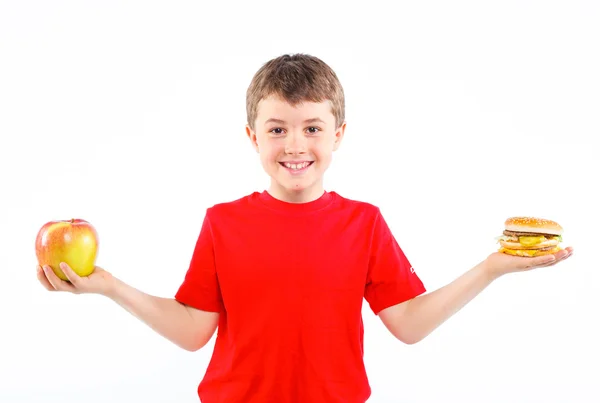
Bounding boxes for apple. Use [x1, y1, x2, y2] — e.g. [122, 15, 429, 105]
[35, 218, 99, 281]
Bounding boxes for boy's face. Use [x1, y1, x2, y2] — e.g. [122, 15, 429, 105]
[246, 96, 345, 203]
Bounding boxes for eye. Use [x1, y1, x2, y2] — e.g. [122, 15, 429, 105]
[269, 128, 285, 135]
[306, 127, 321, 134]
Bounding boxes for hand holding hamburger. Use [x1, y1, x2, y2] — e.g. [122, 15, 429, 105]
[483, 216, 573, 277]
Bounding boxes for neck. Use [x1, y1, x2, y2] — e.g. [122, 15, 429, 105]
[268, 181, 325, 204]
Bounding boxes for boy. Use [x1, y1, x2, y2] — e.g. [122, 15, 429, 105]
[36, 54, 573, 402]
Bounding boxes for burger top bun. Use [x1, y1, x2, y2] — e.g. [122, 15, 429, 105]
[504, 217, 563, 236]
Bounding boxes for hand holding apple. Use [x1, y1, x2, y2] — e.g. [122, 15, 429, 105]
[35, 218, 99, 281]
[37, 262, 116, 296]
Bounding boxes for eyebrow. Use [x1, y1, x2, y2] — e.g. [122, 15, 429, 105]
[264, 118, 326, 125]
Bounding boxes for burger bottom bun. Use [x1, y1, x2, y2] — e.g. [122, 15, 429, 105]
[498, 246, 561, 257]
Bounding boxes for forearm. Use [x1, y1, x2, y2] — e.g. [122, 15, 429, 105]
[105, 278, 208, 351]
[383, 262, 498, 344]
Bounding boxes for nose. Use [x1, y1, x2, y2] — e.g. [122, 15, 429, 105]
[284, 131, 307, 155]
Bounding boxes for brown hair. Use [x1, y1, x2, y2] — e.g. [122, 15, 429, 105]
[246, 53, 345, 130]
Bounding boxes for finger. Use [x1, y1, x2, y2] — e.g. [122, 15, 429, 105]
[59, 262, 82, 286]
[524, 255, 556, 269]
[536, 258, 563, 268]
[530, 249, 572, 269]
[43, 265, 76, 292]
[36, 265, 56, 291]
[554, 250, 572, 263]
[552, 246, 574, 261]
[545, 248, 572, 263]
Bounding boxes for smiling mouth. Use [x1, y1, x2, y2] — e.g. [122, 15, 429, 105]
[279, 161, 314, 171]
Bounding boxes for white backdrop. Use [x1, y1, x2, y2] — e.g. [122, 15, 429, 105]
[1, 1, 598, 402]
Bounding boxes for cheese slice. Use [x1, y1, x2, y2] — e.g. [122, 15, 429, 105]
[499, 246, 561, 257]
[518, 236, 546, 246]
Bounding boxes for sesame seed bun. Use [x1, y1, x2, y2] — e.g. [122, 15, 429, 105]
[504, 217, 563, 236]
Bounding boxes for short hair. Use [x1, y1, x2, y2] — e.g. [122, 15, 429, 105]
[246, 53, 345, 130]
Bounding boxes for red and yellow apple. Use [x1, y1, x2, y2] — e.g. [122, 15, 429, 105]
[35, 218, 99, 281]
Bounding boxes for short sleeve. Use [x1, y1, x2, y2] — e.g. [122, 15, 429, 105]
[364, 210, 426, 315]
[174, 211, 224, 313]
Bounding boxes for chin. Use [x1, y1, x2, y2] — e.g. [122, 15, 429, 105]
[285, 181, 313, 192]
[273, 177, 321, 195]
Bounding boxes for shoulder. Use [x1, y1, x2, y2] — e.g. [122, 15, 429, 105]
[205, 192, 258, 218]
[330, 191, 382, 217]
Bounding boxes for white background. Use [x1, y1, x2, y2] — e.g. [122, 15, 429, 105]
[1, 1, 599, 402]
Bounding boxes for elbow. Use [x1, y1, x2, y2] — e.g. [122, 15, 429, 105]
[382, 322, 424, 345]
[182, 343, 202, 352]
[176, 339, 198, 352]
[401, 336, 423, 345]
[379, 306, 429, 345]
[395, 334, 421, 345]
[182, 332, 215, 352]
[391, 329, 427, 345]
[181, 342, 205, 352]
[182, 338, 209, 352]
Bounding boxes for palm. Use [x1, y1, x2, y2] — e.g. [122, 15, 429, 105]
[72, 266, 114, 293]
[37, 263, 115, 296]
[485, 246, 573, 277]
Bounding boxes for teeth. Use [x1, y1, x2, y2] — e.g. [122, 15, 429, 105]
[284, 162, 310, 170]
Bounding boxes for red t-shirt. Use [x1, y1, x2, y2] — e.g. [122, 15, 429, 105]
[175, 190, 426, 402]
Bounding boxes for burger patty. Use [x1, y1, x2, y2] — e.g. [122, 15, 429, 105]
[503, 230, 558, 238]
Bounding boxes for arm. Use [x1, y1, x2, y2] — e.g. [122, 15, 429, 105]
[37, 263, 219, 352]
[378, 261, 494, 344]
[107, 277, 219, 351]
[378, 248, 573, 344]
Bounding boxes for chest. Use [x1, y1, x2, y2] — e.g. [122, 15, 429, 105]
[211, 214, 372, 313]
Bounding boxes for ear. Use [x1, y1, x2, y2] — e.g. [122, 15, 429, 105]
[246, 124, 259, 153]
[333, 121, 347, 151]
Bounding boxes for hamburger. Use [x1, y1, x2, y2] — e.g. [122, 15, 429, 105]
[497, 217, 563, 257]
